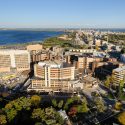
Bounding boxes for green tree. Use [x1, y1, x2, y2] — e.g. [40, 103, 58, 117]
[77, 102, 89, 113]
[6, 108, 17, 122]
[52, 99, 57, 108]
[58, 100, 63, 109]
[44, 107, 64, 125]
[109, 75, 114, 84]
[32, 108, 45, 121]
[120, 80, 124, 87]
[104, 76, 110, 87]
[94, 97, 106, 112]
[32, 107, 64, 125]
[0, 115, 7, 125]
[35, 122, 44, 125]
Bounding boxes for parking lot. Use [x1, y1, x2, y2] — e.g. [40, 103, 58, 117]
[0, 72, 28, 90]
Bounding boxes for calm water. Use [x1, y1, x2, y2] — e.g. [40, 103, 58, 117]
[0, 30, 64, 45]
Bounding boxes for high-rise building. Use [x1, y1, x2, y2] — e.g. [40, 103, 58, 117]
[28, 61, 75, 91]
[0, 50, 30, 72]
[113, 66, 125, 85]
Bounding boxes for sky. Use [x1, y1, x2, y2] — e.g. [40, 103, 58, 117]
[0, 0, 125, 28]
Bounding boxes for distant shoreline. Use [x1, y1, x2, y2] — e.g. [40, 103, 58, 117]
[0, 30, 64, 46]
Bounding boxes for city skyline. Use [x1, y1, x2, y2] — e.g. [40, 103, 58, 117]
[0, 0, 125, 28]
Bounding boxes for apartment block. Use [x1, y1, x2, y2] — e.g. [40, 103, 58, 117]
[0, 50, 30, 72]
[113, 66, 125, 85]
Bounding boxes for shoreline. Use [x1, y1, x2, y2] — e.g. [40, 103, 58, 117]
[0, 31, 65, 48]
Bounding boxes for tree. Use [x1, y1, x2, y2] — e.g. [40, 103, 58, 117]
[120, 80, 124, 87]
[114, 101, 122, 110]
[6, 108, 17, 122]
[32, 107, 64, 125]
[121, 48, 125, 54]
[118, 112, 125, 125]
[77, 102, 89, 113]
[55, 112, 64, 125]
[52, 99, 57, 108]
[104, 76, 110, 87]
[5, 103, 13, 110]
[77, 97, 89, 113]
[68, 106, 77, 117]
[35, 122, 44, 125]
[0, 115, 7, 125]
[32, 108, 45, 121]
[94, 97, 106, 113]
[31, 95, 41, 107]
[95, 45, 99, 51]
[109, 75, 114, 84]
[64, 98, 74, 110]
[58, 100, 63, 109]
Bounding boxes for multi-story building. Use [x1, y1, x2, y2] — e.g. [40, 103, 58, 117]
[0, 50, 30, 72]
[28, 61, 75, 91]
[69, 49, 97, 54]
[27, 44, 43, 54]
[32, 51, 50, 62]
[70, 55, 102, 69]
[113, 66, 125, 85]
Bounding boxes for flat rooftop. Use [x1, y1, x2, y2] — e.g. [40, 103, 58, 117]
[0, 49, 29, 54]
[38, 61, 73, 68]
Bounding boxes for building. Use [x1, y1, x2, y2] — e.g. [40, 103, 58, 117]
[27, 44, 43, 53]
[0, 50, 30, 72]
[70, 55, 102, 69]
[28, 61, 75, 91]
[95, 39, 102, 46]
[32, 51, 50, 62]
[83, 75, 98, 88]
[69, 49, 97, 53]
[113, 66, 125, 85]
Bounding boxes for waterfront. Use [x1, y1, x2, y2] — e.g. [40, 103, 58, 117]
[0, 30, 64, 45]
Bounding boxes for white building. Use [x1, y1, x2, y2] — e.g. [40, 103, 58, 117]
[0, 50, 30, 72]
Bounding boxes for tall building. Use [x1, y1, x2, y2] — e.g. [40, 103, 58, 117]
[0, 50, 30, 72]
[113, 66, 125, 85]
[76, 56, 101, 69]
[32, 51, 50, 62]
[28, 61, 75, 91]
[27, 44, 43, 53]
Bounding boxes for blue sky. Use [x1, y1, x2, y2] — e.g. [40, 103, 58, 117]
[0, 0, 125, 28]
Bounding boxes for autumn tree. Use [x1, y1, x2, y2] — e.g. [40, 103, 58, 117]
[114, 101, 122, 110]
[31, 95, 41, 107]
[0, 115, 7, 125]
[118, 112, 125, 125]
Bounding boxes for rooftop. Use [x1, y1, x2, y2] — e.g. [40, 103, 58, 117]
[38, 61, 73, 68]
[0, 49, 29, 54]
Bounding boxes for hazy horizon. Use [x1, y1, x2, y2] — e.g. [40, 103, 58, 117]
[0, 0, 125, 28]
